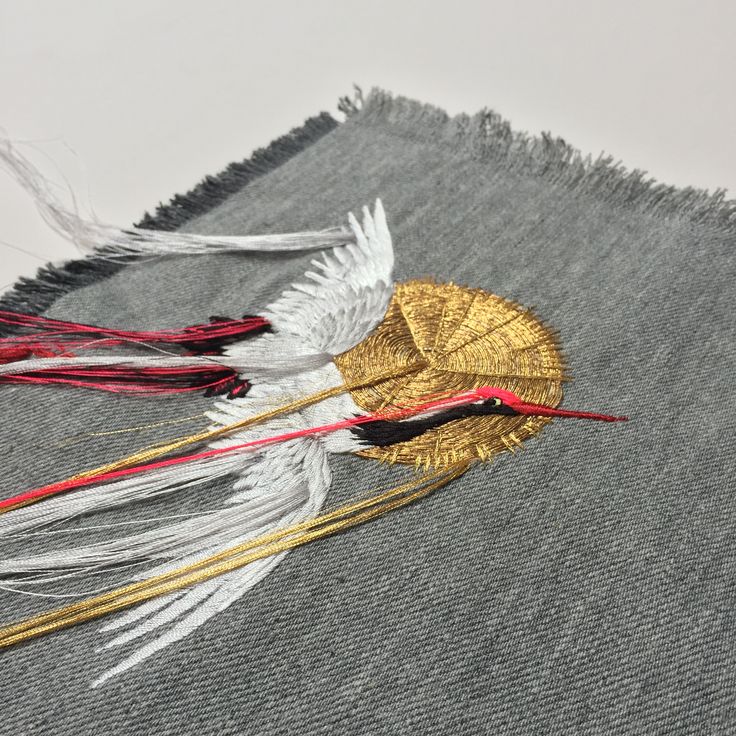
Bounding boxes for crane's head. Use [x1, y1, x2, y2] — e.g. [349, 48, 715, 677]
[474, 386, 627, 422]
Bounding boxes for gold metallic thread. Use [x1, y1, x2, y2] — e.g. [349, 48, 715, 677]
[0, 461, 468, 648]
[54, 413, 209, 449]
[335, 279, 567, 467]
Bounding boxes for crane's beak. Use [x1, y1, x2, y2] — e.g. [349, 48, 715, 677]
[508, 400, 627, 422]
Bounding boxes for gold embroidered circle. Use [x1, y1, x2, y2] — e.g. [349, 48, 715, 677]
[334, 279, 566, 468]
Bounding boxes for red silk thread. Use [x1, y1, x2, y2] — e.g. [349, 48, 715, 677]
[0, 387, 626, 511]
[0, 311, 269, 356]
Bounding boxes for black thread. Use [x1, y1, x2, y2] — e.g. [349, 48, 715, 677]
[352, 401, 518, 447]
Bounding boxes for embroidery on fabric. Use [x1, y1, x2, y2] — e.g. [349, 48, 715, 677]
[0, 143, 626, 687]
[337, 279, 566, 467]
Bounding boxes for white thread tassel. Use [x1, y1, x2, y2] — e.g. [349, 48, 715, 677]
[0, 136, 353, 257]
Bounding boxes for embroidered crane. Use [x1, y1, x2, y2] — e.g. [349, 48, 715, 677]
[0, 141, 626, 687]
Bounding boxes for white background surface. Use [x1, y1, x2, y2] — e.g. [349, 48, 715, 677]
[1, 0, 734, 292]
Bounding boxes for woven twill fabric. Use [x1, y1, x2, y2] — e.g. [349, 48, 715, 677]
[1, 91, 734, 735]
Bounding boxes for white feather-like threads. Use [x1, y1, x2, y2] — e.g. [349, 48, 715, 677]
[0, 354, 229, 377]
[225, 199, 394, 380]
[0, 202, 395, 686]
[0, 136, 353, 257]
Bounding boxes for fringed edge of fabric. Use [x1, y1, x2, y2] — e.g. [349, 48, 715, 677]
[353, 88, 736, 233]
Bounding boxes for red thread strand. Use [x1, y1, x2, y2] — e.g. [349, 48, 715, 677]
[0, 311, 269, 360]
[0, 365, 242, 394]
[0, 390, 488, 510]
[0, 310, 265, 394]
[0, 387, 627, 510]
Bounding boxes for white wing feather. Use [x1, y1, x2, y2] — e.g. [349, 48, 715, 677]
[88, 370, 360, 686]
[0, 367, 362, 686]
[224, 200, 394, 379]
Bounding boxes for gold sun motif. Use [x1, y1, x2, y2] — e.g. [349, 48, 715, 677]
[334, 279, 567, 468]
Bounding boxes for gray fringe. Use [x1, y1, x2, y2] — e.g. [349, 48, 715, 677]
[0, 112, 338, 316]
[356, 89, 736, 233]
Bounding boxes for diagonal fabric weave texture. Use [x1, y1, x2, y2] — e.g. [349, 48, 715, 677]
[1, 89, 734, 735]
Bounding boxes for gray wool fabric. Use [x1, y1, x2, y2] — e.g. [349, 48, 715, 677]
[1, 90, 735, 735]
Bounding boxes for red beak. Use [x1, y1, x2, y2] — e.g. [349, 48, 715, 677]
[509, 400, 627, 422]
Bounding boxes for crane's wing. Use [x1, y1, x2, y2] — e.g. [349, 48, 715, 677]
[0, 366, 363, 686]
[224, 199, 395, 379]
[90, 437, 330, 687]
